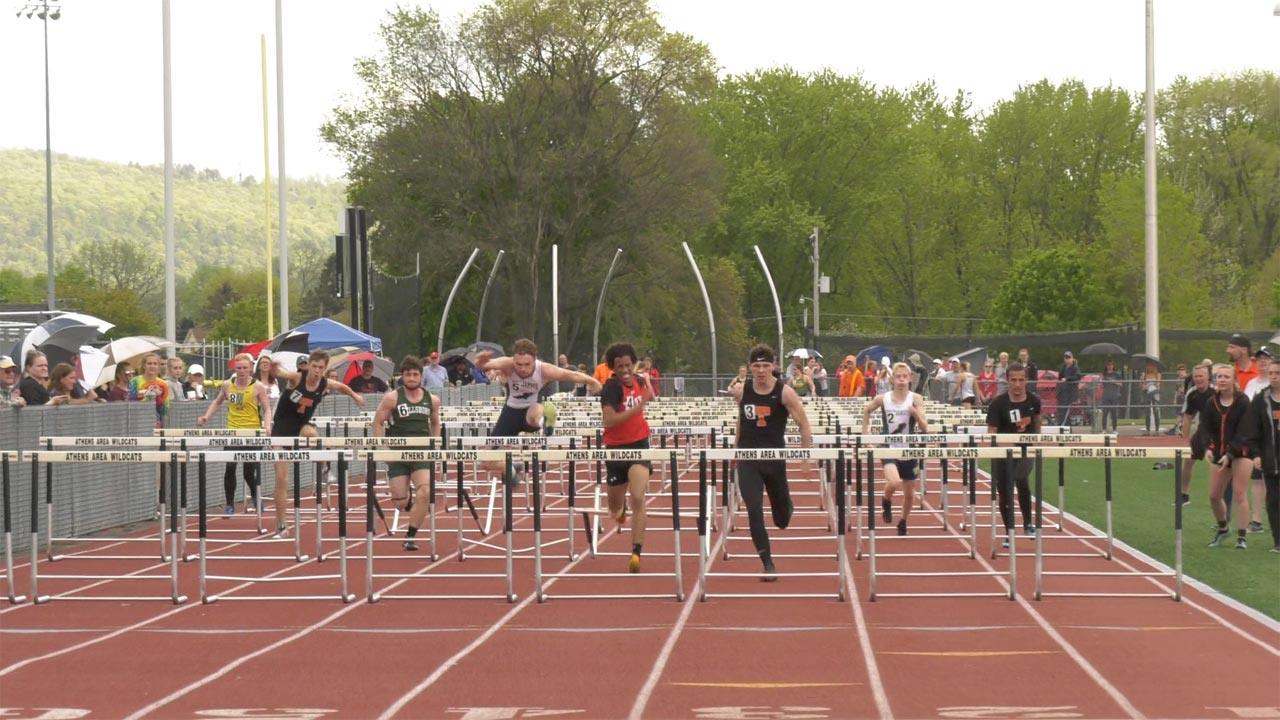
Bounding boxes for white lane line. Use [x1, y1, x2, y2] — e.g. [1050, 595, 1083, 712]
[841, 520, 893, 719]
[971, 466, 1280, 652]
[914, 482, 1144, 718]
[381, 464, 695, 720]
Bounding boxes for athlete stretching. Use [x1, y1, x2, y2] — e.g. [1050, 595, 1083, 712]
[372, 356, 441, 551]
[474, 339, 601, 487]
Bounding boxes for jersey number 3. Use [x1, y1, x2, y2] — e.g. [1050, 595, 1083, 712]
[743, 404, 771, 427]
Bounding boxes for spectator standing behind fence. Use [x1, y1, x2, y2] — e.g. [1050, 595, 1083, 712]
[1243, 347, 1271, 400]
[1100, 358, 1122, 432]
[348, 359, 389, 394]
[422, 351, 449, 390]
[1142, 361, 1162, 435]
[255, 354, 280, 401]
[951, 361, 976, 409]
[105, 363, 132, 402]
[130, 353, 170, 427]
[644, 353, 661, 396]
[808, 357, 828, 397]
[864, 357, 880, 398]
[1019, 348, 1038, 396]
[787, 356, 813, 397]
[0, 355, 26, 408]
[19, 351, 51, 406]
[727, 365, 748, 394]
[908, 353, 929, 396]
[1241, 360, 1280, 552]
[47, 362, 97, 405]
[1057, 351, 1081, 423]
[1243, 347, 1273, 535]
[164, 357, 187, 402]
[996, 352, 1010, 396]
[184, 364, 207, 400]
[977, 359, 997, 406]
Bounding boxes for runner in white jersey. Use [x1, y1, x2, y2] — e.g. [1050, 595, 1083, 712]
[860, 362, 929, 535]
[475, 338, 601, 487]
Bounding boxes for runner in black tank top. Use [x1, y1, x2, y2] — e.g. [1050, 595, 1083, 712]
[731, 344, 813, 581]
[267, 351, 366, 536]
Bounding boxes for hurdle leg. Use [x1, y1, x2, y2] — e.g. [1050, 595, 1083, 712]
[3, 457, 24, 604]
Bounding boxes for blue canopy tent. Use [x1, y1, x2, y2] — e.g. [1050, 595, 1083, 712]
[855, 344, 891, 368]
[291, 318, 382, 353]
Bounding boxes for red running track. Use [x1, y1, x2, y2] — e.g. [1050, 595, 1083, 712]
[0, 449, 1277, 720]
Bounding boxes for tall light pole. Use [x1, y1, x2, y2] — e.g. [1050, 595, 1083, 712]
[809, 228, 820, 345]
[1143, 0, 1159, 359]
[20, 1, 61, 311]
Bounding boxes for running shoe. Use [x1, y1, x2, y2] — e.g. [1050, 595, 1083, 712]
[224, 505, 234, 517]
[1176, 494, 1191, 507]
[881, 498, 892, 524]
[1270, 545, 1280, 553]
[246, 499, 258, 514]
[1235, 537, 1247, 550]
[1025, 526, 1037, 537]
[1001, 538, 1011, 549]
[274, 523, 290, 538]
[505, 468, 524, 490]
[1208, 528, 1230, 547]
[403, 538, 419, 552]
[1247, 521, 1264, 534]
[896, 519, 907, 536]
[629, 552, 641, 574]
[761, 559, 778, 583]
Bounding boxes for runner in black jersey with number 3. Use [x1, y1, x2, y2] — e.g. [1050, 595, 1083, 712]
[729, 344, 813, 581]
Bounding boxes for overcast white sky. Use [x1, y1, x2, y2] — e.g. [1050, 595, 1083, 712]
[1, 0, 1276, 181]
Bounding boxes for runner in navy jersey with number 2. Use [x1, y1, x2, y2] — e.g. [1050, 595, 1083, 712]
[599, 342, 655, 573]
[729, 343, 813, 582]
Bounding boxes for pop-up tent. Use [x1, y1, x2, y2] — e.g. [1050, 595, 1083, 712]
[289, 318, 382, 353]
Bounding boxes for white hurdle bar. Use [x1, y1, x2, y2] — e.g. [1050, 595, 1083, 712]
[359, 449, 517, 603]
[4, 450, 189, 604]
[195, 450, 356, 604]
[528, 449, 685, 602]
[866, 445, 1183, 601]
[694, 448, 848, 600]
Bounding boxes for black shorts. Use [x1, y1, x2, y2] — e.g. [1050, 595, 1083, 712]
[881, 459, 918, 481]
[271, 420, 306, 438]
[1190, 434, 1207, 461]
[490, 404, 538, 437]
[605, 438, 652, 487]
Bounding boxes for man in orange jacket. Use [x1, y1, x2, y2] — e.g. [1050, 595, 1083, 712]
[838, 355, 864, 397]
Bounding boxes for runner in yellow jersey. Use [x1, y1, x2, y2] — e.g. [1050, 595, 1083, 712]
[200, 353, 274, 515]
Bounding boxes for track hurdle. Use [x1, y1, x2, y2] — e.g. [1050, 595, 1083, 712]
[359, 449, 516, 602]
[695, 448, 847, 600]
[196, 449, 356, 604]
[865, 446, 1016, 601]
[530, 448, 685, 601]
[3, 455, 26, 603]
[4, 450, 188, 604]
[1028, 446, 1184, 600]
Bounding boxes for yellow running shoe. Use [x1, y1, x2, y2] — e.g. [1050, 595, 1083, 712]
[629, 552, 641, 573]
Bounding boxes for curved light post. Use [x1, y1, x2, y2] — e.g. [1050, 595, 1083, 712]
[19, 1, 61, 311]
[591, 248, 623, 365]
[753, 245, 784, 360]
[475, 250, 505, 343]
[682, 242, 717, 387]
[438, 248, 480, 355]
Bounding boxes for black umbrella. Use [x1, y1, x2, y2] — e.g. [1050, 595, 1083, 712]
[464, 341, 505, 364]
[266, 330, 310, 354]
[1080, 342, 1127, 356]
[9, 314, 109, 364]
[440, 347, 470, 365]
[903, 349, 934, 367]
[1131, 353, 1165, 373]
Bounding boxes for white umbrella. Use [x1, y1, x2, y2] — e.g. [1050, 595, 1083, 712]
[76, 345, 111, 389]
[10, 313, 113, 366]
[269, 351, 309, 373]
[787, 348, 823, 360]
[97, 336, 175, 387]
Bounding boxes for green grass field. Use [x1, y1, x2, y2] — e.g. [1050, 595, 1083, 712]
[986, 458, 1280, 619]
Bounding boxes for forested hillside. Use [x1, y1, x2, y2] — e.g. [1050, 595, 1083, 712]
[0, 150, 345, 277]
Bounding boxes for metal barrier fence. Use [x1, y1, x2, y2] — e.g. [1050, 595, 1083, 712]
[0, 382, 504, 551]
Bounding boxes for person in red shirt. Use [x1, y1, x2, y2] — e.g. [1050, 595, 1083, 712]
[600, 342, 656, 573]
[643, 352, 662, 396]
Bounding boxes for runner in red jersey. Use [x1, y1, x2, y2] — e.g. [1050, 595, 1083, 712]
[600, 342, 655, 573]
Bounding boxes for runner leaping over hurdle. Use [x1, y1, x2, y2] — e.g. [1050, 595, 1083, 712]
[861, 362, 929, 536]
[474, 339, 601, 488]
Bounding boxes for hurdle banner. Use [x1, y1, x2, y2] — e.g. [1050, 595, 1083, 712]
[359, 449, 510, 463]
[310, 436, 441, 448]
[154, 428, 264, 437]
[41, 436, 285, 449]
